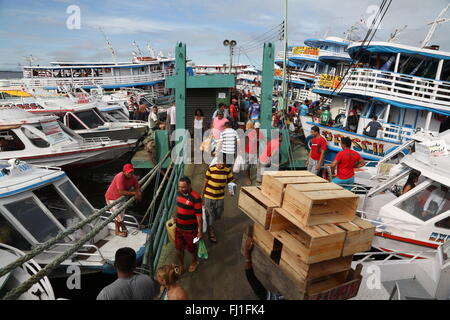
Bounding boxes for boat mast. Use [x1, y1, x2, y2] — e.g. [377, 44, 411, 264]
[132, 41, 143, 58]
[99, 27, 117, 65]
[421, 3, 450, 48]
[281, 0, 288, 111]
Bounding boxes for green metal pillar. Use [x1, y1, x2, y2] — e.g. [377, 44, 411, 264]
[174, 42, 186, 131]
[260, 42, 275, 132]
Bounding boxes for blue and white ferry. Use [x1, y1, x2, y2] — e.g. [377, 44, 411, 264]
[21, 56, 175, 92]
[0, 159, 148, 275]
[301, 40, 450, 163]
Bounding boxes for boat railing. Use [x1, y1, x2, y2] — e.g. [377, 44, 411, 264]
[353, 249, 437, 264]
[341, 68, 450, 108]
[22, 70, 174, 88]
[358, 210, 423, 233]
[99, 211, 140, 229]
[318, 49, 351, 60]
[379, 122, 415, 143]
[82, 137, 112, 144]
[42, 243, 106, 262]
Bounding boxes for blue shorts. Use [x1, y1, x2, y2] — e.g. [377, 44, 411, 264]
[332, 177, 355, 190]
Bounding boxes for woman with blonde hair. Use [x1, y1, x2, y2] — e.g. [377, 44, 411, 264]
[156, 264, 188, 300]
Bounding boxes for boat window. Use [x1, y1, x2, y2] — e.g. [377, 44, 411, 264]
[395, 182, 450, 222]
[33, 184, 84, 228]
[0, 213, 31, 251]
[21, 127, 50, 148]
[0, 130, 25, 151]
[435, 215, 450, 230]
[107, 111, 127, 121]
[4, 197, 61, 243]
[73, 110, 105, 129]
[67, 114, 87, 130]
[58, 180, 95, 216]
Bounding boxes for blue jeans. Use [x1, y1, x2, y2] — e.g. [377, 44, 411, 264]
[332, 177, 355, 190]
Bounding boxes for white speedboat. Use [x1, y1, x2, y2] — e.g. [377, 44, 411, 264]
[0, 159, 148, 275]
[0, 90, 149, 141]
[357, 130, 450, 258]
[0, 107, 136, 169]
[0, 243, 56, 300]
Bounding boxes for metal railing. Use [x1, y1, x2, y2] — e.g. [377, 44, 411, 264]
[82, 137, 112, 144]
[42, 243, 105, 262]
[340, 68, 450, 108]
[22, 70, 174, 88]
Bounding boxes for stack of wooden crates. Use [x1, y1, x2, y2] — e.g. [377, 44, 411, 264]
[238, 171, 375, 299]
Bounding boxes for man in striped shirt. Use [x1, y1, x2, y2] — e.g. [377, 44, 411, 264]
[217, 121, 241, 165]
[175, 177, 203, 273]
[202, 159, 234, 243]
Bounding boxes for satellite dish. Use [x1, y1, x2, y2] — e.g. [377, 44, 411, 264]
[230, 40, 237, 47]
[223, 40, 230, 46]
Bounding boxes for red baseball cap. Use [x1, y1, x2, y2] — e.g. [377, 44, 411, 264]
[123, 163, 134, 173]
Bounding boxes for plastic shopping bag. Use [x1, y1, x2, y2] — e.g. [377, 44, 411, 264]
[233, 154, 244, 173]
[228, 182, 237, 196]
[202, 206, 208, 233]
[197, 239, 208, 259]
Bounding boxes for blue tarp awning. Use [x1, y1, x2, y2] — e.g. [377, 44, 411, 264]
[348, 45, 450, 61]
[373, 97, 450, 117]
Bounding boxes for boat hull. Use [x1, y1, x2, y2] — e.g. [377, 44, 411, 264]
[78, 126, 147, 141]
[300, 116, 401, 163]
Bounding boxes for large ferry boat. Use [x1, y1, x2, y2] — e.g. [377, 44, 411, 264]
[301, 40, 450, 163]
[20, 56, 175, 92]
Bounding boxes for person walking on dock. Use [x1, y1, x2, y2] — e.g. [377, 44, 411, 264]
[167, 104, 176, 148]
[175, 177, 203, 273]
[328, 137, 365, 188]
[148, 106, 160, 131]
[211, 110, 229, 153]
[245, 121, 266, 184]
[105, 164, 142, 237]
[156, 264, 188, 300]
[97, 247, 158, 300]
[217, 121, 241, 166]
[306, 126, 327, 175]
[202, 158, 234, 243]
[248, 96, 260, 123]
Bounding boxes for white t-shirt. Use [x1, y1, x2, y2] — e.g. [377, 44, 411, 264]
[194, 118, 203, 129]
[168, 106, 176, 125]
[219, 128, 240, 155]
[149, 112, 158, 128]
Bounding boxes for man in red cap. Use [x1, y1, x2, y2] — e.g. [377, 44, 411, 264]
[105, 163, 142, 237]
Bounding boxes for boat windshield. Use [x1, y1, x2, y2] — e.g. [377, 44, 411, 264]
[103, 110, 127, 121]
[57, 180, 95, 216]
[33, 184, 83, 228]
[396, 182, 450, 222]
[4, 197, 61, 243]
[73, 110, 105, 129]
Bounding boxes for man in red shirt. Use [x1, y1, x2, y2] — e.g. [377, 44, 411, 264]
[329, 137, 365, 188]
[229, 98, 239, 127]
[257, 132, 283, 182]
[306, 126, 327, 175]
[105, 164, 142, 237]
[175, 177, 203, 274]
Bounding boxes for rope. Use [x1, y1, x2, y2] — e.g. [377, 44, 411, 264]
[2, 155, 168, 300]
[140, 161, 174, 225]
[0, 151, 170, 286]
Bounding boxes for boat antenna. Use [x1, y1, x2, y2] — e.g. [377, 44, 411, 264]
[23, 54, 36, 67]
[132, 41, 143, 57]
[388, 25, 407, 42]
[99, 27, 117, 65]
[147, 42, 156, 58]
[421, 3, 450, 48]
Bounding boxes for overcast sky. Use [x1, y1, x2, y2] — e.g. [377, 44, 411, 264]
[0, 0, 449, 70]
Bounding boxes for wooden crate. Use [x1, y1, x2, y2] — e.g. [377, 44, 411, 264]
[262, 170, 316, 177]
[270, 208, 346, 264]
[253, 222, 282, 261]
[261, 175, 328, 207]
[238, 186, 278, 229]
[280, 245, 353, 280]
[282, 184, 359, 226]
[241, 233, 363, 300]
[336, 217, 375, 256]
